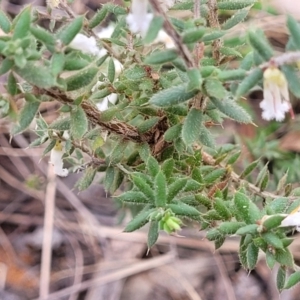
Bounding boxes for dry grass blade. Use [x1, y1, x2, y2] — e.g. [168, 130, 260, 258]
[34, 252, 176, 300]
[39, 164, 56, 299]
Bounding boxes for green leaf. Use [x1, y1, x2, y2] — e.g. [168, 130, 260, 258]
[14, 63, 56, 88]
[221, 9, 249, 30]
[266, 250, 276, 269]
[149, 84, 198, 107]
[286, 15, 300, 50]
[70, 106, 88, 139]
[89, 6, 108, 29]
[211, 97, 252, 123]
[138, 143, 151, 162]
[12, 98, 40, 134]
[30, 25, 56, 51]
[164, 124, 182, 142]
[247, 242, 259, 270]
[277, 266, 286, 291]
[240, 159, 259, 178]
[214, 198, 232, 220]
[144, 49, 178, 65]
[57, 16, 84, 45]
[109, 140, 128, 164]
[220, 46, 242, 58]
[262, 232, 284, 249]
[235, 68, 263, 98]
[202, 30, 225, 42]
[234, 191, 261, 224]
[0, 58, 14, 76]
[195, 194, 211, 208]
[284, 271, 300, 290]
[161, 158, 174, 180]
[184, 179, 201, 192]
[148, 221, 159, 249]
[281, 65, 300, 98]
[137, 117, 160, 134]
[218, 221, 245, 234]
[51, 52, 65, 76]
[182, 27, 206, 44]
[235, 224, 258, 235]
[7, 72, 18, 95]
[154, 171, 167, 207]
[248, 30, 273, 61]
[205, 78, 227, 99]
[167, 178, 187, 203]
[49, 116, 71, 131]
[239, 235, 250, 269]
[167, 202, 200, 217]
[107, 58, 115, 83]
[144, 16, 164, 44]
[131, 174, 155, 201]
[124, 207, 155, 232]
[217, 0, 255, 10]
[116, 191, 149, 204]
[203, 168, 226, 184]
[266, 198, 289, 214]
[218, 69, 246, 81]
[75, 166, 96, 191]
[227, 151, 241, 165]
[65, 67, 98, 91]
[199, 125, 216, 148]
[147, 156, 160, 178]
[186, 68, 202, 92]
[0, 11, 11, 33]
[275, 248, 294, 268]
[13, 6, 31, 40]
[263, 215, 287, 231]
[182, 108, 203, 146]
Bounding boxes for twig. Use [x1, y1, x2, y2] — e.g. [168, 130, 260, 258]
[149, 0, 195, 68]
[207, 0, 222, 62]
[201, 150, 290, 199]
[34, 252, 176, 300]
[39, 164, 56, 299]
[260, 51, 300, 69]
[161, 265, 203, 300]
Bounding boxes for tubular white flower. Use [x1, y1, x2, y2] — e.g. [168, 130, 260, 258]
[69, 33, 106, 57]
[96, 93, 118, 112]
[260, 67, 291, 122]
[126, 0, 153, 36]
[49, 140, 69, 177]
[280, 205, 300, 232]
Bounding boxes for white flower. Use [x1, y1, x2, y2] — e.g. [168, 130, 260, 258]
[49, 140, 69, 177]
[260, 67, 291, 122]
[126, 0, 153, 36]
[69, 33, 105, 57]
[154, 30, 175, 49]
[280, 206, 300, 232]
[158, 0, 175, 12]
[96, 93, 118, 112]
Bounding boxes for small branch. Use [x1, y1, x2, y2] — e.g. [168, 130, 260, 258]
[35, 88, 145, 143]
[149, 0, 195, 68]
[260, 51, 300, 69]
[207, 0, 222, 62]
[201, 150, 290, 199]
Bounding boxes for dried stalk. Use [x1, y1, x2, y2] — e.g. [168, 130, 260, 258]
[207, 0, 222, 62]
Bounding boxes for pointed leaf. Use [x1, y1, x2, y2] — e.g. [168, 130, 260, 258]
[149, 84, 198, 107]
[57, 16, 84, 45]
[211, 97, 252, 123]
[182, 108, 203, 146]
[124, 207, 156, 232]
[70, 106, 88, 139]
